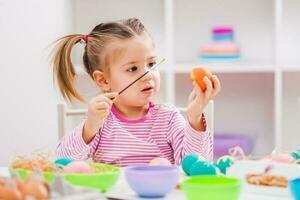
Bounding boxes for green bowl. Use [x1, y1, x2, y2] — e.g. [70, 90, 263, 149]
[181, 176, 241, 200]
[9, 168, 55, 182]
[10, 164, 120, 192]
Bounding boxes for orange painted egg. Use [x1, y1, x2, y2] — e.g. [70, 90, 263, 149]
[190, 67, 213, 91]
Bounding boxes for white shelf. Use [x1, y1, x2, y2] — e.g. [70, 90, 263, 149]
[71, 0, 300, 155]
[74, 63, 300, 74]
[281, 65, 300, 72]
[172, 63, 276, 73]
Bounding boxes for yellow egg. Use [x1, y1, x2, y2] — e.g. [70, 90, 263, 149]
[149, 157, 171, 166]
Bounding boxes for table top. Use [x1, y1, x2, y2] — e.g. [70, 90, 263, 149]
[0, 167, 293, 200]
[106, 172, 293, 200]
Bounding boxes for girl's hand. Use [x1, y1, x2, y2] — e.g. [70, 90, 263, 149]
[186, 75, 221, 131]
[83, 92, 118, 143]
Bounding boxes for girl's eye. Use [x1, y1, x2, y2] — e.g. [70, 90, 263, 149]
[127, 66, 138, 72]
[148, 62, 156, 68]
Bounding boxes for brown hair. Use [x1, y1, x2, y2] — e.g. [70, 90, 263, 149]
[52, 18, 148, 102]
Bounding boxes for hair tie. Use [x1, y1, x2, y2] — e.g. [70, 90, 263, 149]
[81, 35, 88, 44]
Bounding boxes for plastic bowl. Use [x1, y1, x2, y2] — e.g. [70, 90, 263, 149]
[9, 168, 55, 182]
[181, 176, 241, 200]
[289, 177, 300, 200]
[125, 165, 179, 198]
[10, 164, 120, 192]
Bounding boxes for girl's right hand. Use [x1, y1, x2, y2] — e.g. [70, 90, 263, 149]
[83, 92, 118, 143]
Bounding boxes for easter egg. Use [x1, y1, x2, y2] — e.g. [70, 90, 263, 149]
[291, 150, 300, 164]
[190, 67, 213, 91]
[182, 154, 198, 175]
[182, 154, 207, 176]
[271, 153, 295, 163]
[149, 157, 171, 166]
[189, 160, 217, 176]
[63, 161, 94, 173]
[54, 158, 74, 166]
[216, 155, 234, 174]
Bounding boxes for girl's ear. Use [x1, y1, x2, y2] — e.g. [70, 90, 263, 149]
[92, 70, 111, 92]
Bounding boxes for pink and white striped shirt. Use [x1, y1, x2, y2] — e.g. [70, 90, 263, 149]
[56, 102, 213, 166]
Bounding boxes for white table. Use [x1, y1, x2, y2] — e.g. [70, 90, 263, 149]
[0, 167, 293, 200]
[106, 171, 293, 200]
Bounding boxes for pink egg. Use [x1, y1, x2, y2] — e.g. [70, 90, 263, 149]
[271, 153, 295, 163]
[63, 161, 94, 173]
[149, 157, 172, 166]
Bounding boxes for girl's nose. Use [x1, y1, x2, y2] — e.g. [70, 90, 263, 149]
[140, 68, 153, 82]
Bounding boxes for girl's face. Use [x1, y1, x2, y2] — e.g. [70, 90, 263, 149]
[106, 34, 160, 107]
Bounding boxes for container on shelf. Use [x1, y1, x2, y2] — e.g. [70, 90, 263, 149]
[199, 27, 240, 62]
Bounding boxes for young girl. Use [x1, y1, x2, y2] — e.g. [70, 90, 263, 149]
[52, 18, 221, 166]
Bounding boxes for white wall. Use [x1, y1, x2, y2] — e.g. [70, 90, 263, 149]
[72, 0, 165, 65]
[0, 0, 73, 165]
[174, 0, 274, 63]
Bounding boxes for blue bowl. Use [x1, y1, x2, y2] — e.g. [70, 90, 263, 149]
[125, 165, 179, 198]
[289, 177, 300, 200]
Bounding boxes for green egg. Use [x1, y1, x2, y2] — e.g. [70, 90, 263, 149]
[216, 156, 234, 174]
[291, 150, 300, 164]
[182, 154, 199, 176]
[54, 158, 74, 166]
[189, 161, 217, 176]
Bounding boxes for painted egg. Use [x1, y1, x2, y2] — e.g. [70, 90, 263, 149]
[291, 150, 300, 164]
[216, 155, 234, 174]
[63, 161, 94, 173]
[271, 153, 295, 163]
[149, 157, 171, 166]
[182, 154, 206, 176]
[190, 67, 213, 91]
[189, 160, 217, 176]
[54, 158, 74, 166]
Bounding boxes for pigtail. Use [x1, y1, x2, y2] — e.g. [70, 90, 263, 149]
[52, 34, 85, 102]
[52, 18, 148, 102]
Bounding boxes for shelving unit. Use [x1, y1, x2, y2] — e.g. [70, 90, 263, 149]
[72, 0, 300, 155]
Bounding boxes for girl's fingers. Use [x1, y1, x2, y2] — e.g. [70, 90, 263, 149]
[100, 111, 109, 118]
[211, 75, 221, 98]
[193, 81, 205, 99]
[203, 76, 213, 100]
[94, 101, 110, 111]
[188, 86, 197, 103]
[94, 92, 118, 106]
[104, 92, 119, 100]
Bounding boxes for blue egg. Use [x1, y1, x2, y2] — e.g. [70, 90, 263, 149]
[189, 161, 217, 176]
[182, 154, 199, 175]
[54, 158, 74, 166]
[216, 156, 234, 174]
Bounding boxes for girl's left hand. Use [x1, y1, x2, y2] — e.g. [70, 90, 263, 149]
[186, 75, 221, 131]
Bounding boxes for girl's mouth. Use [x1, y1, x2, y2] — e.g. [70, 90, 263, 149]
[141, 86, 154, 94]
[142, 87, 152, 91]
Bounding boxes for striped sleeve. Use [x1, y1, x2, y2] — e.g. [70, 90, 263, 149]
[167, 109, 213, 165]
[56, 120, 101, 160]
